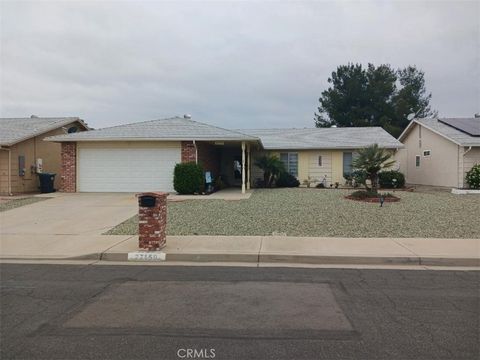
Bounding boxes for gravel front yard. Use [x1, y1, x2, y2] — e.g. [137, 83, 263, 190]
[0, 197, 49, 212]
[105, 188, 480, 238]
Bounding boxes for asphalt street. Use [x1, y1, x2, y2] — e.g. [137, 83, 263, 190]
[1, 264, 478, 360]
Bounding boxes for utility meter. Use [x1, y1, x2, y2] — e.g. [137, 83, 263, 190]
[36, 158, 43, 173]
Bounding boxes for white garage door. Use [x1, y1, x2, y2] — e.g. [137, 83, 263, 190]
[78, 143, 181, 192]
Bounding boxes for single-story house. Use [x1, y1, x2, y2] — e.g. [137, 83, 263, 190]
[396, 117, 480, 188]
[0, 116, 89, 195]
[45, 116, 403, 193]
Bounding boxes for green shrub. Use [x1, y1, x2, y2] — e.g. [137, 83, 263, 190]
[349, 190, 395, 199]
[173, 162, 204, 194]
[254, 155, 285, 188]
[350, 190, 379, 199]
[351, 170, 368, 187]
[276, 172, 300, 188]
[465, 164, 480, 189]
[378, 170, 405, 188]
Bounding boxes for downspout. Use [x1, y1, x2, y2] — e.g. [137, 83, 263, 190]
[193, 140, 198, 164]
[464, 146, 472, 156]
[0, 147, 12, 196]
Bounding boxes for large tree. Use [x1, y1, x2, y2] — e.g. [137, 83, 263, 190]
[314, 63, 435, 137]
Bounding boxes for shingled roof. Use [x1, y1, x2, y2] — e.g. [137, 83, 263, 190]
[399, 118, 480, 146]
[0, 117, 87, 146]
[239, 127, 403, 150]
[46, 117, 258, 142]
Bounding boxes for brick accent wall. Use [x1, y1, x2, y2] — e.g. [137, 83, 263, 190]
[181, 141, 221, 177]
[197, 142, 221, 177]
[138, 192, 168, 250]
[181, 141, 196, 163]
[60, 142, 76, 192]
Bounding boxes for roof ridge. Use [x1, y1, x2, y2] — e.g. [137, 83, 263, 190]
[86, 116, 181, 131]
[185, 118, 258, 139]
[438, 117, 479, 120]
[80, 116, 257, 139]
[239, 126, 384, 130]
[0, 116, 79, 121]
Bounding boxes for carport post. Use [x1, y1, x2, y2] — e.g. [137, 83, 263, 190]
[137, 192, 168, 250]
[241, 141, 246, 194]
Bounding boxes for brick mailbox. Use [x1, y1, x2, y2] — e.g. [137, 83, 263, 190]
[137, 192, 168, 250]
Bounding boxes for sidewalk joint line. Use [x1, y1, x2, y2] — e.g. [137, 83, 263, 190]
[257, 237, 263, 267]
[99, 235, 135, 260]
[390, 238, 420, 258]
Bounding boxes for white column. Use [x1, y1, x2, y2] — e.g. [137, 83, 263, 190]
[241, 141, 246, 194]
[247, 143, 251, 190]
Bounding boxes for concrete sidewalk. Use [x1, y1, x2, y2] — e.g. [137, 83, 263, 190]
[3, 234, 476, 267]
[101, 236, 479, 267]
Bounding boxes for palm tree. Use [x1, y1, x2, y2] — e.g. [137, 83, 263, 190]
[254, 155, 285, 188]
[352, 144, 396, 193]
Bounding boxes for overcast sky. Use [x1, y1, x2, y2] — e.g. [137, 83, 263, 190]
[1, 0, 478, 130]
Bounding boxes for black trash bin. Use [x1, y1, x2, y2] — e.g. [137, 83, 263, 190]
[38, 173, 56, 193]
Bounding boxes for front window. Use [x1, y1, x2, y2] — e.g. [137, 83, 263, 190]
[280, 152, 298, 176]
[343, 152, 353, 177]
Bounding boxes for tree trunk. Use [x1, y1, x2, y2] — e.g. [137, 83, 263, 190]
[263, 171, 270, 188]
[371, 174, 378, 194]
[364, 175, 371, 192]
[268, 173, 274, 188]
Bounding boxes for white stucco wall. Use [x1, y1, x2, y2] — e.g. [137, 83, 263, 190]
[398, 123, 460, 187]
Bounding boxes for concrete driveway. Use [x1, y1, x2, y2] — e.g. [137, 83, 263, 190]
[0, 193, 137, 259]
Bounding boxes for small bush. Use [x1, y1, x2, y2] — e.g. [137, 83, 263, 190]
[276, 172, 300, 188]
[378, 170, 405, 188]
[350, 190, 378, 199]
[465, 164, 480, 189]
[316, 183, 325, 188]
[173, 162, 204, 194]
[349, 190, 396, 199]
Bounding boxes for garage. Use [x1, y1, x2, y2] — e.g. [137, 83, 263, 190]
[77, 142, 181, 192]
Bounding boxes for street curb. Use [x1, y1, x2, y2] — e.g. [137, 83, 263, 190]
[88, 252, 479, 267]
[419, 257, 480, 267]
[258, 254, 420, 265]
[101, 252, 259, 263]
[0, 253, 102, 261]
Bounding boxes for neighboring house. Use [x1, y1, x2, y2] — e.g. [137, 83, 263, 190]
[240, 127, 402, 187]
[45, 116, 402, 193]
[0, 117, 89, 195]
[396, 117, 480, 188]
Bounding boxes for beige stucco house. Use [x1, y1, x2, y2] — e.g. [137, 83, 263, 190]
[45, 116, 402, 193]
[396, 117, 480, 188]
[0, 117, 88, 195]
